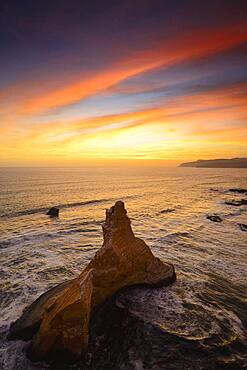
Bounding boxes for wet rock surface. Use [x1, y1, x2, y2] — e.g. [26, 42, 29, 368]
[83, 293, 217, 370]
[8, 280, 75, 341]
[75, 285, 246, 370]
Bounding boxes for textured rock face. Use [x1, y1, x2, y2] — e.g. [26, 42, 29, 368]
[10, 201, 175, 363]
[8, 279, 75, 341]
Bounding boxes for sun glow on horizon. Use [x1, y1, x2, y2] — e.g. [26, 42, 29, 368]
[0, 2, 246, 166]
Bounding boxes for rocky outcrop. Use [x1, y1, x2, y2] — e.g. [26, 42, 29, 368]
[229, 188, 247, 194]
[239, 223, 247, 232]
[206, 215, 222, 222]
[9, 201, 175, 363]
[8, 280, 75, 341]
[225, 199, 247, 206]
[46, 207, 59, 217]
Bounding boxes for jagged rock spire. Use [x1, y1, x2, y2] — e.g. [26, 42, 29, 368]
[9, 201, 176, 363]
[103, 201, 133, 241]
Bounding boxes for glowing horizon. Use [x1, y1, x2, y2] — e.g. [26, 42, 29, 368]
[0, 1, 246, 166]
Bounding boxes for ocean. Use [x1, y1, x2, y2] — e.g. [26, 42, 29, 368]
[0, 166, 246, 369]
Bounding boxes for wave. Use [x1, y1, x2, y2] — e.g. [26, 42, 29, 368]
[160, 208, 175, 214]
[224, 209, 245, 218]
[0, 227, 99, 249]
[165, 231, 191, 238]
[0, 195, 139, 220]
[0, 198, 111, 219]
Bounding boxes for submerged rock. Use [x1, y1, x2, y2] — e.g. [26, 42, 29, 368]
[238, 223, 247, 232]
[225, 199, 247, 206]
[206, 215, 222, 222]
[46, 207, 59, 217]
[229, 188, 247, 194]
[9, 201, 175, 363]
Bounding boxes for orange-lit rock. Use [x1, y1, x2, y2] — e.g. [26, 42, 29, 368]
[10, 201, 175, 362]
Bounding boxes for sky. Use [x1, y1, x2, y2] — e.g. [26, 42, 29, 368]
[0, 0, 247, 166]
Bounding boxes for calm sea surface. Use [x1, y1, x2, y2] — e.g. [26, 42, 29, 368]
[0, 166, 246, 369]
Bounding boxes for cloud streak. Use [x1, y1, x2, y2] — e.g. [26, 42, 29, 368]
[0, 1, 246, 165]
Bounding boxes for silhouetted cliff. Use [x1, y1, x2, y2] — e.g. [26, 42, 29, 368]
[179, 158, 247, 168]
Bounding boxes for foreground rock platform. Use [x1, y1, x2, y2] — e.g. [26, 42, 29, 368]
[9, 201, 175, 363]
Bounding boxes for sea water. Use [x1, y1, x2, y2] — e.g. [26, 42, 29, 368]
[0, 166, 246, 369]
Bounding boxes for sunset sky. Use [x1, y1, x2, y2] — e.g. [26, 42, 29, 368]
[0, 0, 247, 166]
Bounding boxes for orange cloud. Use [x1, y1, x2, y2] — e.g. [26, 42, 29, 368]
[1, 21, 246, 166]
[1, 22, 246, 119]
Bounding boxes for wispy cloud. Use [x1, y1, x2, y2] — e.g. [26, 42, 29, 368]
[0, 1, 246, 166]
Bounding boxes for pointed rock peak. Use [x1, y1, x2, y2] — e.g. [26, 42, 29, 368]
[106, 201, 127, 221]
[103, 201, 133, 239]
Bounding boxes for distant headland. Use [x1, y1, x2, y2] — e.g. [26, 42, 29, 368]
[179, 158, 247, 168]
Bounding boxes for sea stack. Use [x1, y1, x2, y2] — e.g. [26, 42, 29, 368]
[9, 201, 175, 363]
[46, 207, 59, 217]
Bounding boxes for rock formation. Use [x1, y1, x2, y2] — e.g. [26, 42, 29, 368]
[229, 188, 247, 194]
[206, 215, 222, 222]
[9, 201, 175, 363]
[46, 207, 59, 217]
[239, 223, 247, 232]
[225, 199, 247, 206]
[8, 280, 75, 341]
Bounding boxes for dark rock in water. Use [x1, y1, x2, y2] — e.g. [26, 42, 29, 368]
[225, 199, 247, 207]
[206, 215, 222, 222]
[229, 188, 247, 194]
[160, 208, 175, 214]
[238, 223, 247, 232]
[9, 201, 175, 363]
[46, 207, 59, 217]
